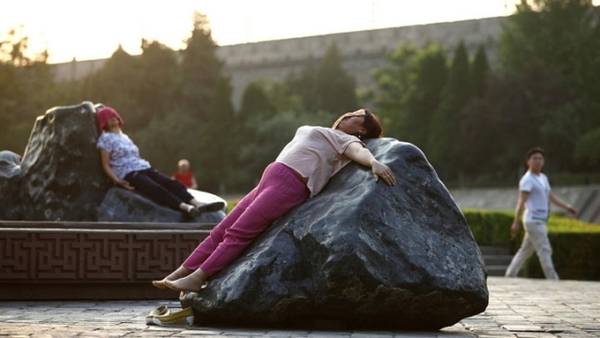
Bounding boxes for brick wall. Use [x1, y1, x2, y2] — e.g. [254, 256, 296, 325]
[0, 221, 212, 300]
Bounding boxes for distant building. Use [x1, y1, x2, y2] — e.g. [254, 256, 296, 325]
[52, 16, 504, 108]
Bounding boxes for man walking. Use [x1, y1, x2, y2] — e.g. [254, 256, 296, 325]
[505, 147, 577, 280]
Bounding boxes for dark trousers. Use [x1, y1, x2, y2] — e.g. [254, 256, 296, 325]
[124, 168, 194, 210]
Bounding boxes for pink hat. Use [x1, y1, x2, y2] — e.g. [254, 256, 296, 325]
[95, 107, 124, 133]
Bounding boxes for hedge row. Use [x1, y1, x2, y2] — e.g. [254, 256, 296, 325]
[463, 209, 600, 281]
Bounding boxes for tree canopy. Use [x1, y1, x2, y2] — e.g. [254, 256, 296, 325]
[497, 0, 600, 175]
[2, 1, 600, 193]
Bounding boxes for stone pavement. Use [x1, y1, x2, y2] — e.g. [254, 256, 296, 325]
[1, 276, 599, 337]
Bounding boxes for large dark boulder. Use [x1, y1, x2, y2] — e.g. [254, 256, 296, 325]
[180, 138, 488, 331]
[18, 102, 112, 221]
[1, 101, 225, 223]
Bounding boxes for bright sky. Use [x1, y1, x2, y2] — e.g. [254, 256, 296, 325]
[0, 0, 584, 64]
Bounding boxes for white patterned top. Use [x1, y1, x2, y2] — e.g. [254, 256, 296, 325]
[97, 132, 151, 179]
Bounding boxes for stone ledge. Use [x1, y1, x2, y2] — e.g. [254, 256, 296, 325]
[0, 221, 212, 300]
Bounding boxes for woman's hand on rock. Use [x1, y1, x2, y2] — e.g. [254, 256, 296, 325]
[117, 179, 135, 190]
[371, 161, 396, 186]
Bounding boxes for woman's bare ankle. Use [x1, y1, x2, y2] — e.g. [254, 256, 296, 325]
[164, 269, 208, 292]
[152, 266, 193, 289]
[166, 266, 193, 281]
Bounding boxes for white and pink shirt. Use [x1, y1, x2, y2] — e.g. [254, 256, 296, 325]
[276, 126, 363, 198]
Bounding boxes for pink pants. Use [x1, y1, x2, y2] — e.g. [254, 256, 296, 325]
[182, 162, 310, 276]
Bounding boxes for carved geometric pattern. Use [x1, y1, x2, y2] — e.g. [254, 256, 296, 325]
[0, 228, 210, 282]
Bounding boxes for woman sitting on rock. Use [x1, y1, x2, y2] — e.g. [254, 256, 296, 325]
[95, 106, 224, 217]
[153, 108, 397, 292]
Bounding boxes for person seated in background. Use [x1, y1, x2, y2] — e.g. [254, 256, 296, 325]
[172, 159, 198, 189]
[95, 106, 224, 216]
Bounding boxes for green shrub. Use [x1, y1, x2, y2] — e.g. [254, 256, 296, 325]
[463, 210, 600, 281]
[462, 209, 523, 252]
[463, 209, 513, 246]
[522, 215, 600, 280]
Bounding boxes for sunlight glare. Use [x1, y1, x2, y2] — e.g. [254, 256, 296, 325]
[2, 0, 597, 64]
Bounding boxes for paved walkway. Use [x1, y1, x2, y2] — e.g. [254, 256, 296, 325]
[1, 276, 599, 337]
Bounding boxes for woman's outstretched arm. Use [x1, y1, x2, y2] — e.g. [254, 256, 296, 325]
[344, 142, 396, 186]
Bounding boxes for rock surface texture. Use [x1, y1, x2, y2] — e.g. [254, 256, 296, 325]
[0, 151, 23, 220]
[18, 102, 112, 221]
[1, 101, 225, 223]
[99, 187, 225, 223]
[180, 138, 489, 331]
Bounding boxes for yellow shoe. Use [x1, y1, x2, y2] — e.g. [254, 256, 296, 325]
[151, 307, 194, 326]
[145, 305, 170, 325]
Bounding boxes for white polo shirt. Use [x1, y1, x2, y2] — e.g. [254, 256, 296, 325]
[519, 171, 551, 223]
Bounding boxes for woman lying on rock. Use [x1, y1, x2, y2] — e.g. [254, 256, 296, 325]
[153, 109, 397, 292]
[95, 106, 224, 217]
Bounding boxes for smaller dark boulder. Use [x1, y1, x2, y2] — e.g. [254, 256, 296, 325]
[98, 187, 226, 223]
[0, 101, 227, 224]
[18, 102, 112, 221]
[0, 151, 23, 220]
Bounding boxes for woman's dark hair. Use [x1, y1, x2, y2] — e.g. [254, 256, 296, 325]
[526, 147, 544, 160]
[362, 109, 384, 139]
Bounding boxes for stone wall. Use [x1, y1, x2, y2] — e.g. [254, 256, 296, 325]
[52, 16, 504, 108]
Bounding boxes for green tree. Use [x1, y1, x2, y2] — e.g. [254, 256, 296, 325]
[499, 0, 600, 174]
[82, 46, 143, 130]
[1, 26, 48, 66]
[177, 11, 223, 120]
[134, 12, 231, 194]
[195, 75, 237, 193]
[0, 26, 52, 153]
[313, 42, 358, 114]
[461, 66, 566, 182]
[132, 108, 200, 189]
[239, 81, 275, 118]
[428, 41, 471, 182]
[286, 61, 318, 111]
[136, 39, 179, 121]
[239, 110, 333, 187]
[400, 44, 448, 152]
[369, 43, 420, 139]
[264, 80, 302, 113]
[287, 42, 358, 118]
[459, 45, 490, 177]
[368, 42, 448, 152]
[471, 45, 489, 99]
[574, 127, 600, 167]
[235, 81, 275, 188]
